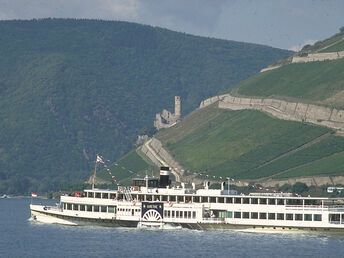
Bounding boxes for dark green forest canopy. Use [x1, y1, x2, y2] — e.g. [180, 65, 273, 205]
[0, 19, 291, 194]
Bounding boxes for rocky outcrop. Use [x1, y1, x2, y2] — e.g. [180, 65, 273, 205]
[140, 138, 183, 181]
[260, 65, 282, 73]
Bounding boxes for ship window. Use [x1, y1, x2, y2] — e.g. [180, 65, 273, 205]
[167, 211, 171, 218]
[176, 211, 180, 218]
[251, 198, 258, 204]
[234, 212, 241, 218]
[188, 211, 191, 218]
[314, 214, 322, 221]
[178, 196, 184, 202]
[193, 196, 200, 203]
[169, 196, 176, 202]
[73, 204, 79, 211]
[210, 197, 216, 203]
[193, 211, 196, 219]
[172, 211, 175, 218]
[329, 214, 340, 223]
[63, 203, 67, 210]
[185, 196, 192, 203]
[102, 193, 109, 199]
[138, 195, 144, 201]
[162, 195, 168, 201]
[251, 212, 258, 219]
[201, 196, 208, 203]
[218, 197, 224, 203]
[268, 199, 276, 205]
[146, 195, 152, 201]
[87, 192, 94, 198]
[234, 198, 241, 204]
[94, 205, 100, 212]
[154, 195, 160, 201]
[277, 213, 284, 220]
[277, 199, 285, 205]
[108, 206, 115, 213]
[295, 214, 303, 221]
[80, 205, 85, 211]
[259, 199, 267, 205]
[226, 211, 232, 218]
[67, 203, 72, 210]
[110, 193, 116, 199]
[304, 214, 312, 221]
[243, 198, 249, 204]
[164, 211, 167, 217]
[87, 205, 92, 211]
[101, 206, 107, 212]
[184, 211, 188, 218]
[268, 213, 276, 220]
[259, 213, 267, 219]
[286, 214, 293, 220]
[243, 212, 249, 219]
[226, 197, 233, 203]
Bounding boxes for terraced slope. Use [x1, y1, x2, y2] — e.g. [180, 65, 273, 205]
[230, 58, 344, 108]
[155, 105, 342, 180]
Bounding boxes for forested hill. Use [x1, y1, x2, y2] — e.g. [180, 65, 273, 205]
[0, 19, 291, 194]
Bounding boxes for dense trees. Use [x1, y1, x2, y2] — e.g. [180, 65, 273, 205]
[0, 19, 291, 194]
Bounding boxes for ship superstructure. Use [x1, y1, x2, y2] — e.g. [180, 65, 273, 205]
[30, 167, 344, 231]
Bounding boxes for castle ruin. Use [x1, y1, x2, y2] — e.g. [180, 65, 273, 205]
[154, 96, 181, 130]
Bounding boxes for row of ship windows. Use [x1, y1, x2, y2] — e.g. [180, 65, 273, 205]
[130, 195, 323, 206]
[63, 203, 116, 213]
[63, 203, 143, 214]
[84, 192, 323, 206]
[228, 212, 322, 221]
[164, 210, 197, 219]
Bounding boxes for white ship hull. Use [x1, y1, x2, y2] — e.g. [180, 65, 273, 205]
[29, 167, 344, 232]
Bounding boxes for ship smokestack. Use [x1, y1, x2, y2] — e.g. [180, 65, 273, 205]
[159, 166, 171, 188]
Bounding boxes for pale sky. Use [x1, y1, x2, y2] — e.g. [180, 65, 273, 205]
[0, 0, 343, 50]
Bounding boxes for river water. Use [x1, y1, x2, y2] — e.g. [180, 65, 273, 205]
[1, 198, 344, 257]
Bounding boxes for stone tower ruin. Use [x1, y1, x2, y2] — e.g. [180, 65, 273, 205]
[174, 96, 181, 121]
[154, 96, 182, 130]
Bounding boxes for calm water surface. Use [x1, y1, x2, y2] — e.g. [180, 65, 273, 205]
[1, 198, 344, 257]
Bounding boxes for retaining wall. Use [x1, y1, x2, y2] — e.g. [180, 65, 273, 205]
[292, 51, 344, 63]
[199, 94, 344, 132]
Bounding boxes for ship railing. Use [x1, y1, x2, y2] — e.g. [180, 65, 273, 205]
[202, 217, 225, 223]
[329, 221, 341, 224]
[285, 205, 314, 210]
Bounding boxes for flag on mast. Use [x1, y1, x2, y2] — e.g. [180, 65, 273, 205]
[96, 155, 104, 164]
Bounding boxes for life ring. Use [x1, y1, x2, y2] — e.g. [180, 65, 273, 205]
[169, 201, 173, 207]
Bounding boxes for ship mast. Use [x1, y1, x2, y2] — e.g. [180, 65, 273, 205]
[92, 156, 98, 190]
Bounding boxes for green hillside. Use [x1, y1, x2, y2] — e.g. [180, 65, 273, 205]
[0, 19, 291, 194]
[155, 104, 344, 180]
[96, 150, 158, 185]
[230, 56, 344, 108]
[301, 27, 344, 53]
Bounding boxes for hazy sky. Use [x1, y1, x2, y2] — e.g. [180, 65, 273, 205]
[0, 0, 343, 50]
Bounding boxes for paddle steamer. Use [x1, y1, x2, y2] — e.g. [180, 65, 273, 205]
[30, 167, 344, 231]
